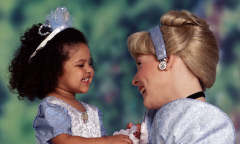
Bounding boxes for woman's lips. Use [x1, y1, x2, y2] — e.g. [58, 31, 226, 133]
[139, 86, 146, 95]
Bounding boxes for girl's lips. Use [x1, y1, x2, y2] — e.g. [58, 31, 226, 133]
[81, 77, 91, 84]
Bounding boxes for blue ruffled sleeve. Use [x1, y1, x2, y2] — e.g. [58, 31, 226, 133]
[33, 101, 72, 144]
[98, 109, 107, 136]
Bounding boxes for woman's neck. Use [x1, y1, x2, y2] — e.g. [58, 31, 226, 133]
[172, 71, 205, 101]
[174, 79, 205, 102]
[168, 55, 206, 102]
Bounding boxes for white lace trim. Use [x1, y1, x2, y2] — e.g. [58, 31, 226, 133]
[47, 97, 101, 137]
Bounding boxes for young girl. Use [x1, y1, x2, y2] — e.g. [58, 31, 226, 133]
[8, 7, 132, 144]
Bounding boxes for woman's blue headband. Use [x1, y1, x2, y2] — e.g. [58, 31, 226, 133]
[148, 25, 167, 70]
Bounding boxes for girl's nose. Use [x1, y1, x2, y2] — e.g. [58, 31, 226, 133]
[86, 65, 94, 74]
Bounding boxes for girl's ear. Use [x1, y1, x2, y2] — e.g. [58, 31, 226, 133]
[165, 55, 175, 71]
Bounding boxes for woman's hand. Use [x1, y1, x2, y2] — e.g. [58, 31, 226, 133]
[126, 122, 148, 144]
[126, 123, 141, 139]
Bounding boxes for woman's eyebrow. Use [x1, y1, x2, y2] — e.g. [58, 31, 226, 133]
[136, 57, 142, 61]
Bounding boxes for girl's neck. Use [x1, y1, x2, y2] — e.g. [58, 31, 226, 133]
[47, 87, 76, 101]
[47, 88, 87, 113]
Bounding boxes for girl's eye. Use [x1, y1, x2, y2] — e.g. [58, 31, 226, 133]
[89, 61, 95, 70]
[89, 58, 96, 71]
[89, 61, 93, 66]
[137, 61, 141, 66]
[89, 58, 95, 67]
[78, 64, 84, 67]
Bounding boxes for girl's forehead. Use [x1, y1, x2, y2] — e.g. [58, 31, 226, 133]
[68, 43, 89, 54]
[67, 44, 91, 61]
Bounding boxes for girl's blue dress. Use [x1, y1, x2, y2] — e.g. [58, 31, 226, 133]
[33, 96, 106, 144]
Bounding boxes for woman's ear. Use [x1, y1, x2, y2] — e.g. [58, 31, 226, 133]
[165, 55, 175, 71]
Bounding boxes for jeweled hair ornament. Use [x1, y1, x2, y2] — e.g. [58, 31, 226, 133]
[148, 25, 167, 70]
[29, 7, 72, 62]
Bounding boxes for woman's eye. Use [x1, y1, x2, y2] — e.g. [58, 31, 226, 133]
[137, 61, 141, 65]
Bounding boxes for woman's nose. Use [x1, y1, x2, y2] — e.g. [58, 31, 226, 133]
[132, 75, 138, 86]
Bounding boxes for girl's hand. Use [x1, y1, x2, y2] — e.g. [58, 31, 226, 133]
[113, 124, 139, 144]
[105, 135, 133, 144]
[51, 134, 133, 144]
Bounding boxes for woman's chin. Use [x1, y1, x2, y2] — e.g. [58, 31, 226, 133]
[144, 100, 162, 109]
[143, 100, 151, 109]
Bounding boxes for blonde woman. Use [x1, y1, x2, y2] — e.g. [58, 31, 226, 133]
[127, 10, 236, 143]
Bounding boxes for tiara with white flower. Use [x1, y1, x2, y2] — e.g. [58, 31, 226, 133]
[29, 7, 72, 62]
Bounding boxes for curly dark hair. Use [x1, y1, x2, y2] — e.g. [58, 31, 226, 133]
[9, 23, 92, 101]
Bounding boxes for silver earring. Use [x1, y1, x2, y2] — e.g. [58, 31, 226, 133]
[159, 59, 167, 70]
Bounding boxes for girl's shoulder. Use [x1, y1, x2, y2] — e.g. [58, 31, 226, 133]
[36, 96, 70, 117]
[33, 97, 72, 143]
[41, 96, 64, 105]
[40, 96, 101, 114]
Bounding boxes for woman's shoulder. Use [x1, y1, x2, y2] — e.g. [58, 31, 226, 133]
[150, 98, 236, 143]
[154, 98, 235, 129]
[157, 98, 232, 120]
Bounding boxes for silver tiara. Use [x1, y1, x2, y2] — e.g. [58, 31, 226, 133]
[29, 7, 72, 62]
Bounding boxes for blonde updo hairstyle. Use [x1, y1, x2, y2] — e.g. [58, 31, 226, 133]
[127, 10, 219, 90]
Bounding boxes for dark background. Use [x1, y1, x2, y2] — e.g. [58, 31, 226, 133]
[0, 0, 239, 143]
